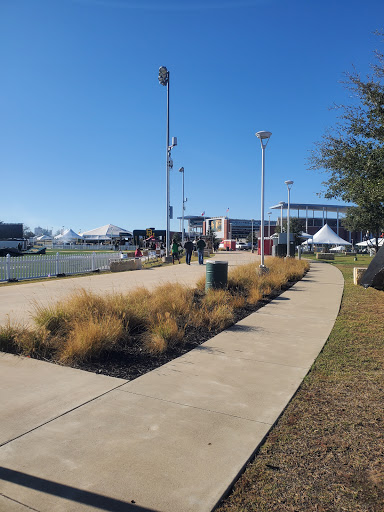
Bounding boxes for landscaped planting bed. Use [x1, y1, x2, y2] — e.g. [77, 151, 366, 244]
[0, 258, 308, 380]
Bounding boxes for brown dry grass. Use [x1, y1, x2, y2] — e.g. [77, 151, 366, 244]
[0, 258, 308, 363]
[217, 263, 384, 512]
[59, 315, 123, 363]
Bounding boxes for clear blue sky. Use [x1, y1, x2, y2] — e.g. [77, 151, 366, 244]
[1, 0, 383, 234]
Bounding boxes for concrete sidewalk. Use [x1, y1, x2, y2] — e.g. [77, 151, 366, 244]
[0, 260, 344, 512]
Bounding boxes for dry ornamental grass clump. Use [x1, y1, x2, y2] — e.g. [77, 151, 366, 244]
[0, 258, 308, 364]
[59, 315, 124, 363]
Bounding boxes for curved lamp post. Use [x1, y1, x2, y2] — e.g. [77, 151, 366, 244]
[284, 180, 294, 257]
[255, 131, 272, 268]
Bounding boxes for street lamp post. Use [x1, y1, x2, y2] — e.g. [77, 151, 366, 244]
[255, 131, 272, 269]
[285, 180, 294, 257]
[179, 167, 187, 243]
[279, 201, 284, 231]
[268, 211, 272, 238]
[251, 218, 254, 253]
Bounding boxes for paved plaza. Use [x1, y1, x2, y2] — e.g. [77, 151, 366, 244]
[0, 257, 344, 511]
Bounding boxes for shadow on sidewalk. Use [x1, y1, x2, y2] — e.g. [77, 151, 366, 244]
[0, 467, 156, 512]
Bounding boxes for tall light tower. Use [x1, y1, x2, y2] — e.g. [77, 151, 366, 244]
[158, 66, 171, 257]
[255, 131, 272, 269]
[179, 167, 187, 243]
[285, 180, 294, 257]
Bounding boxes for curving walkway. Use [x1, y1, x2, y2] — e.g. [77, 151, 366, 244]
[0, 260, 344, 512]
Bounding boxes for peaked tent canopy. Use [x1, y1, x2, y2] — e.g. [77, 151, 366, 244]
[356, 238, 384, 247]
[312, 224, 351, 246]
[80, 224, 132, 241]
[54, 228, 83, 241]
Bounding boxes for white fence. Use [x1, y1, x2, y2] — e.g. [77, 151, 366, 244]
[51, 244, 138, 251]
[0, 252, 122, 282]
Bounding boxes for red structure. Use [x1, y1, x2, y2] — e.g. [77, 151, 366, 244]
[258, 238, 273, 256]
[223, 239, 236, 251]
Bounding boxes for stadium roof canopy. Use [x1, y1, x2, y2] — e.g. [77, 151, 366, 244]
[269, 202, 350, 214]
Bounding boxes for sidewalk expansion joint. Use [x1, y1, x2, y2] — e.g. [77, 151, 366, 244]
[188, 352, 309, 370]
[0, 493, 40, 511]
[116, 389, 273, 426]
[0, 381, 128, 448]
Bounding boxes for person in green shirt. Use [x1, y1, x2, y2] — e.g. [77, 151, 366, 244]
[171, 240, 180, 264]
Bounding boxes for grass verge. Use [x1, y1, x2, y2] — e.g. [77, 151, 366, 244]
[216, 260, 384, 512]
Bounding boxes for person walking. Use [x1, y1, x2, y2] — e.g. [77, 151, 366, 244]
[171, 239, 181, 264]
[196, 237, 206, 265]
[184, 237, 194, 265]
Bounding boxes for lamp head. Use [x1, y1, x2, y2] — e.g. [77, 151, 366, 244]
[285, 180, 294, 187]
[255, 131, 272, 140]
[178, 167, 184, 173]
[158, 66, 169, 86]
[255, 131, 272, 149]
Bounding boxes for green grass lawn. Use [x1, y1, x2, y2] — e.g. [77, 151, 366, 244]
[217, 258, 384, 512]
[303, 253, 373, 266]
[45, 249, 116, 255]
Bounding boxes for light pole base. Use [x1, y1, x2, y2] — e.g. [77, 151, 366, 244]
[258, 265, 269, 275]
[162, 256, 173, 263]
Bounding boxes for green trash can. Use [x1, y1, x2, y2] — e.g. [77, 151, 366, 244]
[205, 260, 228, 291]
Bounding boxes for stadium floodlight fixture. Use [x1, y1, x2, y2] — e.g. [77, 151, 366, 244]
[158, 66, 169, 86]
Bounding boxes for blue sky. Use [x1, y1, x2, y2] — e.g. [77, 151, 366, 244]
[1, 0, 383, 234]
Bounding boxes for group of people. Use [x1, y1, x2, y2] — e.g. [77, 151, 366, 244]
[172, 237, 206, 265]
[134, 237, 207, 265]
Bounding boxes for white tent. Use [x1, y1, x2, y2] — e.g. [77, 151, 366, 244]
[54, 228, 83, 241]
[312, 224, 351, 246]
[36, 234, 52, 241]
[356, 238, 384, 247]
[80, 224, 132, 241]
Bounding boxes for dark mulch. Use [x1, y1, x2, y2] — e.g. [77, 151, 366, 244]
[71, 281, 297, 381]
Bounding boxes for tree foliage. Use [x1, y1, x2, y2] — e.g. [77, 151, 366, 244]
[274, 217, 306, 244]
[308, 34, 384, 242]
[23, 225, 35, 238]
